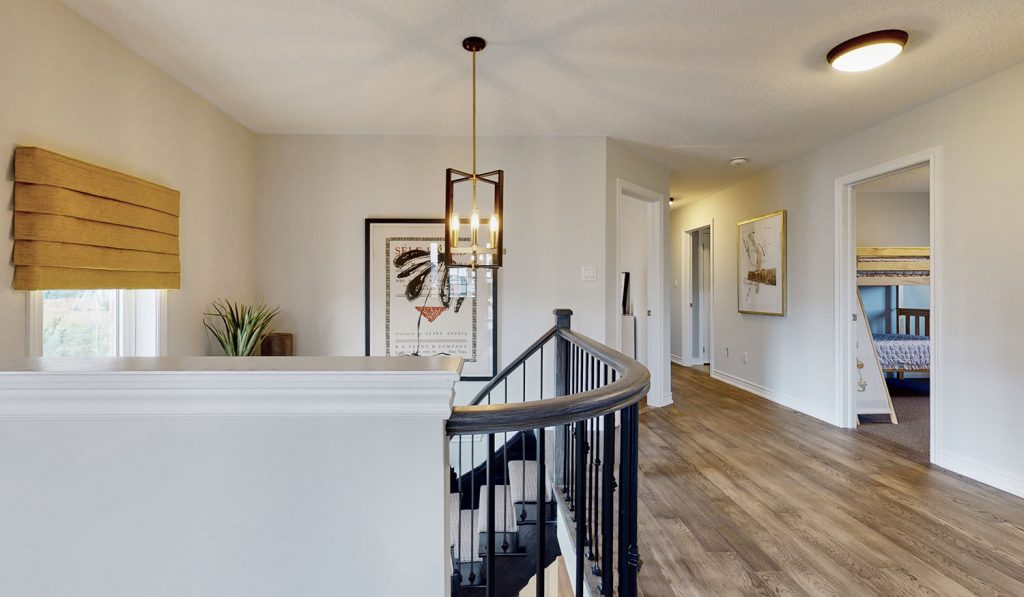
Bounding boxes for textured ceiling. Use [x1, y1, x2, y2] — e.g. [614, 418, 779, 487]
[61, 0, 1024, 202]
[856, 164, 929, 193]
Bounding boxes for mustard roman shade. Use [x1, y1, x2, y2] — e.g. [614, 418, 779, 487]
[12, 147, 180, 290]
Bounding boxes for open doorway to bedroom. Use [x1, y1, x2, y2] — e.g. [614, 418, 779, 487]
[849, 163, 932, 459]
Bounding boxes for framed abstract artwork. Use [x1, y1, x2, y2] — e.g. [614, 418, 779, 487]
[737, 210, 786, 316]
[365, 218, 498, 380]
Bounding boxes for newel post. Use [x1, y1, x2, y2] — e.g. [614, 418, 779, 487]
[552, 309, 572, 490]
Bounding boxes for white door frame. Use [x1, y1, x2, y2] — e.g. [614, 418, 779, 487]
[834, 147, 942, 458]
[680, 220, 715, 369]
[615, 179, 670, 407]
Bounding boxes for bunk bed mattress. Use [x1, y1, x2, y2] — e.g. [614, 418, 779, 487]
[872, 333, 930, 370]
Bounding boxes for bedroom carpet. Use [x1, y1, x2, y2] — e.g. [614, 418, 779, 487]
[858, 378, 930, 458]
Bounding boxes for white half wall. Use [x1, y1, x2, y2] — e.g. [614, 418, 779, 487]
[672, 60, 1024, 497]
[0, 0, 259, 357]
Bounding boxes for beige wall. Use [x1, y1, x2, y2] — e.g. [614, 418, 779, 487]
[254, 135, 610, 401]
[856, 191, 930, 246]
[672, 60, 1024, 497]
[0, 0, 259, 357]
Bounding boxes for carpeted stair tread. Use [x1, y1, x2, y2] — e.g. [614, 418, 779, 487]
[476, 484, 518, 532]
[452, 509, 483, 563]
[507, 460, 552, 503]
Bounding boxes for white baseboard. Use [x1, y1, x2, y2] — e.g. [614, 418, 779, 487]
[670, 354, 707, 368]
[933, 450, 1024, 499]
[711, 368, 836, 425]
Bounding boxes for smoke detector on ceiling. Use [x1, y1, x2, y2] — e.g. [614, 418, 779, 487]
[729, 157, 749, 166]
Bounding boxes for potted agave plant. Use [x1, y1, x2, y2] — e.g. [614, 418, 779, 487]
[203, 299, 280, 356]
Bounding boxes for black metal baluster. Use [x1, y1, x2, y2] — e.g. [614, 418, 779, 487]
[618, 402, 640, 597]
[535, 425, 546, 597]
[617, 406, 627, 596]
[503, 429, 510, 553]
[521, 364, 527, 523]
[574, 418, 586, 597]
[574, 346, 582, 516]
[567, 346, 575, 510]
[486, 433, 497, 597]
[469, 434, 477, 585]
[593, 420, 601, 573]
[539, 345, 544, 400]
[503, 374, 511, 551]
[536, 344, 547, 596]
[628, 402, 642, 596]
[594, 364, 609, 583]
[588, 415, 596, 561]
[562, 423, 570, 497]
[601, 412, 615, 594]
[456, 435, 463, 587]
[585, 361, 594, 558]
[589, 357, 597, 560]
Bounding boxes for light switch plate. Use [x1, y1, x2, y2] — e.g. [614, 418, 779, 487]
[581, 266, 597, 281]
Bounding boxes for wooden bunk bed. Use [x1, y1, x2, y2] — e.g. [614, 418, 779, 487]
[857, 246, 929, 286]
[855, 247, 931, 424]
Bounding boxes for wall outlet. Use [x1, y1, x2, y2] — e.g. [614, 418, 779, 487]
[742, 351, 749, 364]
[724, 347, 730, 357]
[581, 266, 597, 281]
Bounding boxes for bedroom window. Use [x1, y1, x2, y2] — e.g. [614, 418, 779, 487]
[28, 290, 165, 357]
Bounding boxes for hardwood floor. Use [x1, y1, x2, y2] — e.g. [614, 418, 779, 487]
[635, 365, 1024, 597]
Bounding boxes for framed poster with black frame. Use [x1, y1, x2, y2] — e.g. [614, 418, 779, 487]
[365, 218, 498, 380]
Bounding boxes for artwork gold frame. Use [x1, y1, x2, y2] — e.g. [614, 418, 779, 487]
[737, 210, 786, 316]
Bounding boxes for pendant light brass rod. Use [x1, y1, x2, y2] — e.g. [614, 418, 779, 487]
[471, 48, 478, 216]
[472, 48, 477, 179]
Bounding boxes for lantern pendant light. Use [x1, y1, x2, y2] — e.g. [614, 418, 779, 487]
[445, 36, 504, 269]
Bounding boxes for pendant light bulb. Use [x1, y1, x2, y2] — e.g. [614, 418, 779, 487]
[450, 212, 460, 248]
[489, 214, 499, 248]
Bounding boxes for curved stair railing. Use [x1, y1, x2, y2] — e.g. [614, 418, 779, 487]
[447, 309, 649, 597]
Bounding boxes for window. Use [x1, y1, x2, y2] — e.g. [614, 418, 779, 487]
[29, 290, 165, 357]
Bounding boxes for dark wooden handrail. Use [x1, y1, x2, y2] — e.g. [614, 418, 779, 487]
[446, 329, 650, 435]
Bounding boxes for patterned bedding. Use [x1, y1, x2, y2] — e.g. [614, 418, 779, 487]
[872, 333, 930, 370]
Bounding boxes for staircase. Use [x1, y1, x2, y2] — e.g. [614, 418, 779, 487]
[450, 434, 558, 596]
[445, 309, 649, 597]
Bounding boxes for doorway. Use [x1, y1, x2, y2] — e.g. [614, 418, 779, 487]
[835, 148, 940, 461]
[680, 221, 715, 371]
[615, 180, 670, 407]
[690, 226, 712, 366]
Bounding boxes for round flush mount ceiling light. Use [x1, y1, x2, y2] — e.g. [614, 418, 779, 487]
[827, 29, 908, 72]
[729, 157, 749, 166]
